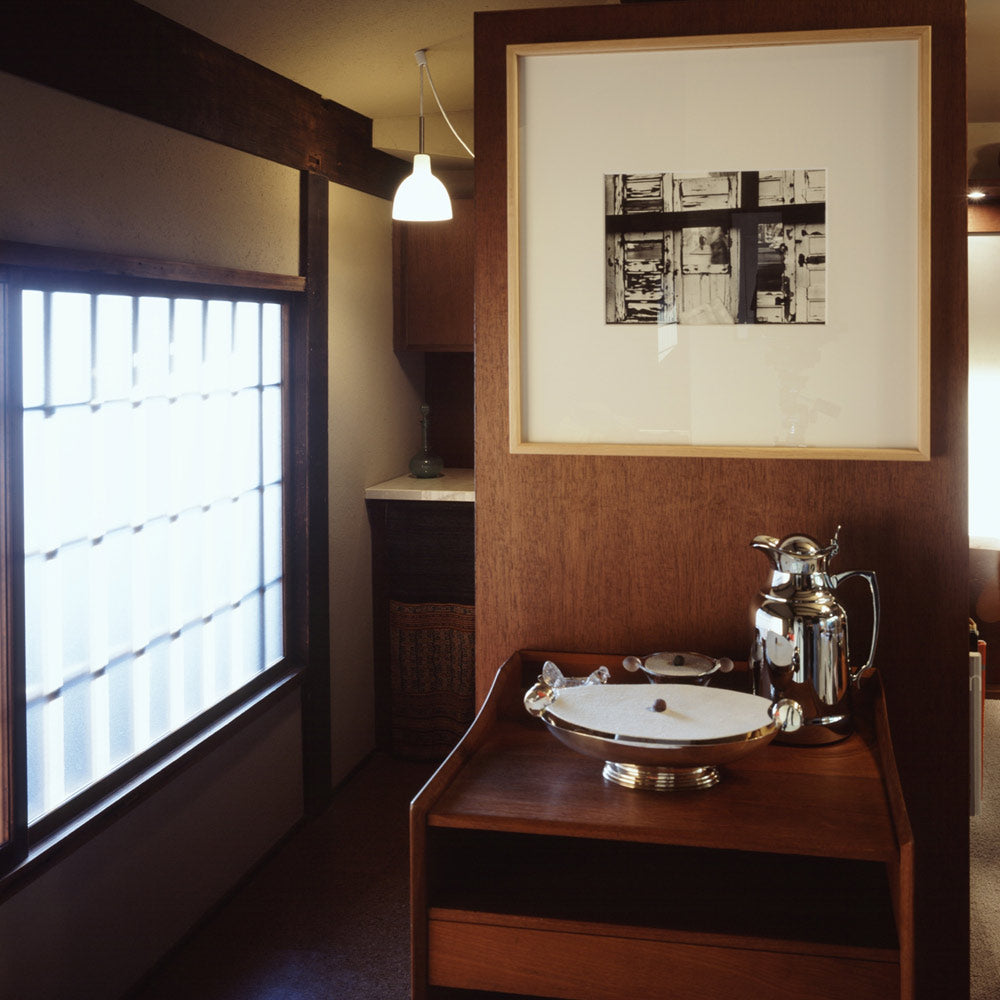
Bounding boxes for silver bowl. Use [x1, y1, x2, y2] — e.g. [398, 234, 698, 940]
[623, 651, 735, 685]
[525, 661, 801, 790]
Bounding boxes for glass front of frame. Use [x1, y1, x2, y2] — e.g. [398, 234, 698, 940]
[508, 29, 930, 458]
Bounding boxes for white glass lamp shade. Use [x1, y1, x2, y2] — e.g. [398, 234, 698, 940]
[392, 153, 453, 221]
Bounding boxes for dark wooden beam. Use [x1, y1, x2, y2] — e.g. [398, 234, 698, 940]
[291, 171, 332, 813]
[0, 241, 305, 292]
[0, 0, 407, 200]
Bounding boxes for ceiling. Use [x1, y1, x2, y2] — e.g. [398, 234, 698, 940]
[142, 0, 615, 166]
[143, 0, 1000, 175]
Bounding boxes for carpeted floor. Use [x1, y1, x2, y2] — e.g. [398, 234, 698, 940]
[125, 752, 436, 1000]
[972, 698, 1000, 999]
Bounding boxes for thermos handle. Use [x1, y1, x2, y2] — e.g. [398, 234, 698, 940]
[831, 569, 880, 685]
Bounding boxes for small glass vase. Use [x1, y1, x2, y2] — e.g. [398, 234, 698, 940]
[409, 403, 444, 478]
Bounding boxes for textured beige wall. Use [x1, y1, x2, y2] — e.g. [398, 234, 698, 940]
[0, 71, 299, 273]
[328, 183, 423, 783]
[0, 690, 303, 1000]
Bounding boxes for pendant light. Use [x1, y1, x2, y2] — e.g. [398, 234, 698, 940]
[392, 49, 474, 222]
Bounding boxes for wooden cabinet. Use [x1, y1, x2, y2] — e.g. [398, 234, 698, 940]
[366, 495, 475, 759]
[411, 650, 913, 1000]
[393, 197, 474, 352]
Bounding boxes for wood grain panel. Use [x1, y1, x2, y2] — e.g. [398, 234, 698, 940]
[0, 241, 305, 293]
[424, 353, 475, 468]
[473, 3, 967, 998]
[428, 721, 898, 861]
[394, 198, 475, 351]
[430, 908, 899, 964]
[428, 919, 899, 1000]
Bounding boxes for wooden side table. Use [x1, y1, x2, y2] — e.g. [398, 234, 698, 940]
[410, 650, 913, 1000]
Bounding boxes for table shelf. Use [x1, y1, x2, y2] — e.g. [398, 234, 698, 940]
[411, 650, 913, 1000]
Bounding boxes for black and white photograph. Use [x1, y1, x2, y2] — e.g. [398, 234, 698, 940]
[605, 169, 827, 326]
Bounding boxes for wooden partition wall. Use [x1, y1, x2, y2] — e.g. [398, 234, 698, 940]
[473, 2, 968, 998]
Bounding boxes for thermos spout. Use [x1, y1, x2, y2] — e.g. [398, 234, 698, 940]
[750, 535, 781, 561]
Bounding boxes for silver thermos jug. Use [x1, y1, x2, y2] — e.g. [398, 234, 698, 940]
[749, 527, 879, 745]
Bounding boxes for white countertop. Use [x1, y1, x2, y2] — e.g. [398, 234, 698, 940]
[364, 468, 475, 502]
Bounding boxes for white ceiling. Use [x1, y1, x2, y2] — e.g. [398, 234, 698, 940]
[143, 0, 613, 120]
[144, 0, 1000, 175]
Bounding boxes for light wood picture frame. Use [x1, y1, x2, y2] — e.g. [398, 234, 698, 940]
[507, 27, 931, 460]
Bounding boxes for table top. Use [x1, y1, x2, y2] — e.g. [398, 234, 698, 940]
[422, 650, 909, 865]
[364, 468, 474, 502]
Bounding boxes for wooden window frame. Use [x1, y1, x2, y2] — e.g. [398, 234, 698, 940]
[0, 240, 323, 888]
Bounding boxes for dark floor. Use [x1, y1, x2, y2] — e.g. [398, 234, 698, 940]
[126, 752, 437, 1000]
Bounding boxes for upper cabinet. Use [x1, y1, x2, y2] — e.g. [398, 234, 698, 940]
[393, 197, 474, 351]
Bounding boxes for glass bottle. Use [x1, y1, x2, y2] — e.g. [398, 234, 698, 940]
[409, 403, 444, 478]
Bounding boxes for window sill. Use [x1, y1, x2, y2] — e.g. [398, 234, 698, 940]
[0, 666, 302, 903]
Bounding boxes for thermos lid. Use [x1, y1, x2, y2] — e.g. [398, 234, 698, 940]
[752, 528, 840, 575]
[777, 534, 825, 554]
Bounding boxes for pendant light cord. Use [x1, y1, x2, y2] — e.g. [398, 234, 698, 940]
[415, 49, 475, 160]
[418, 63, 425, 154]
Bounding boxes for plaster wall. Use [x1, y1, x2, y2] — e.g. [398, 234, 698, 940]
[0, 690, 302, 1000]
[328, 184, 423, 783]
[0, 71, 299, 272]
[970, 235, 1000, 547]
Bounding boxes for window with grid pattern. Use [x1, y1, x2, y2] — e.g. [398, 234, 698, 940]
[18, 284, 285, 823]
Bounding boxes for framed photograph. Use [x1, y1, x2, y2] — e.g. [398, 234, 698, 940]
[506, 27, 931, 459]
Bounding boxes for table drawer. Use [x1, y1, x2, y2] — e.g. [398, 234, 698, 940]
[428, 916, 899, 1000]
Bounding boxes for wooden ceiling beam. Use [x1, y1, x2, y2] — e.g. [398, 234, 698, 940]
[0, 0, 407, 199]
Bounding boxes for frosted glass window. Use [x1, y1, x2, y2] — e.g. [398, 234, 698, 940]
[205, 300, 233, 390]
[233, 302, 261, 390]
[262, 483, 283, 584]
[103, 527, 135, 661]
[135, 297, 170, 399]
[96, 402, 135, 531]
[21, 290, 45, 409]
[261, 303, 282, 385]
[20, 284, 285, 823]
[21, 410, 50, 556]
[261, 387, 283, 485]
[169, 395, 204, 514]
[232, 390, 262, 495]
[264, 582, 283, 667]
[49, 292, 91, 405]
[94, 295, 134, 402]
[172, 300, 204, 397]
[52, 406, 94, 544]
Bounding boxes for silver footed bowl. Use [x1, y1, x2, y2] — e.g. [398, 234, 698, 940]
[524, 661, 801, 790]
